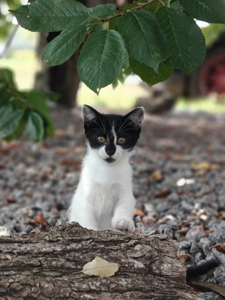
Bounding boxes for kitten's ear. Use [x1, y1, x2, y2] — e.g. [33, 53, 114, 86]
[126, 107, 145, 127]
[82, 105, 99, 123]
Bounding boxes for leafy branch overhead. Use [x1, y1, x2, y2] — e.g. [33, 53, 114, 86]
[11, 0, 225, 95]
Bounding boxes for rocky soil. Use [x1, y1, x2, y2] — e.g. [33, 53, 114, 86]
[0, 105, 225, 300]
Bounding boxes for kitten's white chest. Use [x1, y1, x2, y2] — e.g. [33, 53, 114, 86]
[92, 182, 120, 230]
[69, 151, 134, 231]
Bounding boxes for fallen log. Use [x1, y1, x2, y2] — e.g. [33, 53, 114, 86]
[0, 222, 201, 300]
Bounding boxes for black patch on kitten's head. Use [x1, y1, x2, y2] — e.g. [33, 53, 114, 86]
[82, 105, 144, 152]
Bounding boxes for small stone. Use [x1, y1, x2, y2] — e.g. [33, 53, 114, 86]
[194, 252, 203, 264]
[178, 240, 192, 251]
[186, 225, 206, 242]
[199, 237, 211, 256]
[0, 225, 12, 236]
[190, 241, 200, 255]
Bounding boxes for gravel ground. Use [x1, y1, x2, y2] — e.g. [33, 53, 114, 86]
[0, 105, 225, 299]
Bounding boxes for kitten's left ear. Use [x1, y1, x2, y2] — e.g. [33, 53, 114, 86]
[82, 105, 99, 123]
[126, 107, 145, 127]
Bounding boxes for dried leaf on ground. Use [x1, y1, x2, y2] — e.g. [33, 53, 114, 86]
[0, 142, 20, 154]
[191, 162, 218, 175]
[56, 147, 70, 155]
[60, 159, 81, 170]
[219, 211, 225, 219]
[6, 196, 17, 203]
[82, 256, 119, 277]
[155, 189, 171, 198]
[211, 244, 225, 254]
[34, 212, 48, 229]
[151, 169, 164, 182]
[134, 208, 145, 217]
[180, 251, 192, 263]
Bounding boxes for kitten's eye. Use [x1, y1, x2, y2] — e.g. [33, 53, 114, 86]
[98, 136, 106, 143]
[117, 137, 126, 145]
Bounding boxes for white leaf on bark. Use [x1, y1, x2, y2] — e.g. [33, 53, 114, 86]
[82, 256, 119, 277]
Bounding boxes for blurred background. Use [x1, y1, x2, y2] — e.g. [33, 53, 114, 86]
[1, 0, 225, 114]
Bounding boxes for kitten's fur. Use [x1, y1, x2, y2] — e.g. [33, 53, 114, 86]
[69, 105, 144, 232]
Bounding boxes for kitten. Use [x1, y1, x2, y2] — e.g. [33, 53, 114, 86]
[69, 105, 144, 232]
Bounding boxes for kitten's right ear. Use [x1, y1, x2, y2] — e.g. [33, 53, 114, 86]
[82, 105, 99, 123]
[126, 106, 145, 128]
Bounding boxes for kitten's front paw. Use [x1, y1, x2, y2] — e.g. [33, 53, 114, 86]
[112, 218, 135, 232]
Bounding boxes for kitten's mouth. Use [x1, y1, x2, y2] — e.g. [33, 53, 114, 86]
[105, 157, 116, 163]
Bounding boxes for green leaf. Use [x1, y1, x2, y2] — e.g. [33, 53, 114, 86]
[130, 57, 174, 86]
[109, 17, 119, 30]
[78, 30, 125, 95]
[10, 0, 89, 32]
[25, 111, 44, 142]
[42, 24, 87, 66]
[170, 1, 184, 11]
[148, 2, 164, 15]
[0, 108, 24, 138]
[21, 90, 55, 137]
[4, 119, 25, 142]
[9, 96, 29, 111]
[156, 7, 206, 73]
[0, 68, 17, 89]
[0, 103, 13, 122]
[179, 0, 225, 23]
[88, 4, 116, 19]
[112, 49, 131, 88]
[118, 10, 168, 72]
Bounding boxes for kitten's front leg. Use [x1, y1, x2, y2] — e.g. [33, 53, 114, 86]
[112, 195, 135, 232]
[69, 203, 99, 230]
[69, 188, 99, 230]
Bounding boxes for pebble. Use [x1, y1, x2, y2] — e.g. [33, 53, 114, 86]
[186, 225, 206, 242]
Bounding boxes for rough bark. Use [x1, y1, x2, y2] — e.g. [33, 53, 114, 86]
[0, 223, 201, 300]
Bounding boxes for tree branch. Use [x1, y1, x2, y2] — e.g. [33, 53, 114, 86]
[0, 222, 201, 299]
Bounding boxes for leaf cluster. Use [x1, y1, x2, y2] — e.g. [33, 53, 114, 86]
[10, 0, 225, 94]
[0, 68, 58, 142]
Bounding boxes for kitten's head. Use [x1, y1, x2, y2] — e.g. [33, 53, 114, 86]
[82, 105, 144, 163]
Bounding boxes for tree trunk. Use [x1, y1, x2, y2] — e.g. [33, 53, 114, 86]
[34, 0, 131, 108]
[0, 223, 201, 300]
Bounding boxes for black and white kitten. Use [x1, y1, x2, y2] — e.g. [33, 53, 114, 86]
[69, 105, 144, 232]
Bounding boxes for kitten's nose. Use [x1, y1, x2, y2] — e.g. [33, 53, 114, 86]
[105, 145, 116, 157]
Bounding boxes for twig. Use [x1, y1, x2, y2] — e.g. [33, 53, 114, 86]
[0, 24, 19, 59]
[94, 0, 160, 23]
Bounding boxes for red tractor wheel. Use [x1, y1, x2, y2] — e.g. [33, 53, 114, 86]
[199, 50, 225, 95]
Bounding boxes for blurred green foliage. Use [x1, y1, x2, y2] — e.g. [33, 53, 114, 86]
[0, 0, 23, 39]
[0, 68, 59, 142]
[202, 24, 225, 48]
